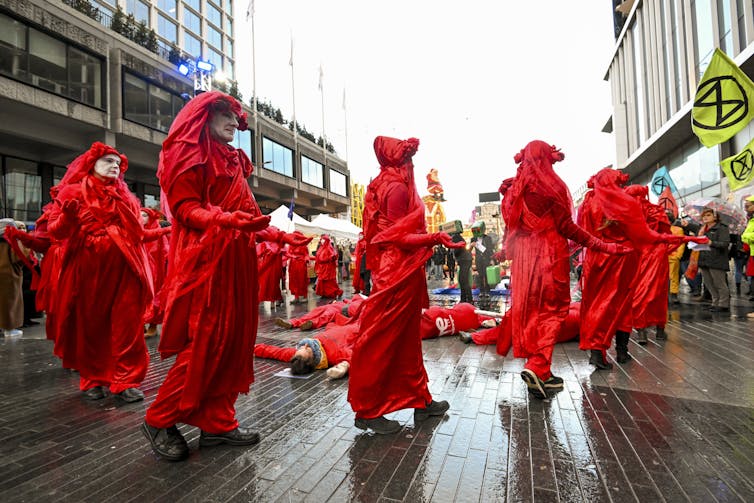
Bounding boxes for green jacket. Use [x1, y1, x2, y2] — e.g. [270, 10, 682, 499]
[742, 217, 754, 256]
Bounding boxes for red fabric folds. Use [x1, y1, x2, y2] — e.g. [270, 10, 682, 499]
[47, 143, 151, 389]
[351, 236, 366, 293]
[286, 231, 312, 298]
[348, 136, 434, 419]
[257, 240, 284, 302]
[314, 234, 342, 298]
[142, 208, 169, 325]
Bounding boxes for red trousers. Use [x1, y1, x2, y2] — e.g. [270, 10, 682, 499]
[145, 344, 239, 434]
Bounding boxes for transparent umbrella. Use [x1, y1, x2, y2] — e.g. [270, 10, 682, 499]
[682, 198, 747, 234]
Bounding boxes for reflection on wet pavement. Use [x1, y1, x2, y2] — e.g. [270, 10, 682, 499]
[0, 287, 752, 501]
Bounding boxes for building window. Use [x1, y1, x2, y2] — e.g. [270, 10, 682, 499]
[737, 0, 746, 54]
[0, 14, 104, 108]
[207, 25, 222, 50]
[183, 7, 201, 34]
[668, 139, 721, 198]
[226, 60, 234, 79]
[123, 71, 185, 132]
[692, 0, 714, 77]
[157, 0, 177, 18]
[207, 46, 223, 70]
[631, 22, 646, 146]
[93, 0, 115, 18]
[157, 14, 178, 43]
[226, 38, 233, 58]
[207, 3, 222, 27]
[232, 129, 252, 160]
[223, 0, 232, 16]
[183, 31, 202, 57]
[329, 169, 346, 196]
[262, 137, 293, 177]
[301, 156, 323, 188]
[68, 46, 102, 108]
[225, 17, 233, 37]
[184, 0, 200, 12]
[126, 0, 150, 24]
[143, 183, 160, 208]
[3, 157, 41, 222]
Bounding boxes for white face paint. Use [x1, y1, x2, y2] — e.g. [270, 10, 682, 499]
[141, 211, 149, 226]
[93, 154, 121, 180]
[208, 110, 239, 143]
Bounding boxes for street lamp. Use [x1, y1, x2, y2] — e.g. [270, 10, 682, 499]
[176, 59, 216, 95]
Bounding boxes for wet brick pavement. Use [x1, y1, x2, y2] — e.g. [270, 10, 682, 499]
[0, 282, 753, 502]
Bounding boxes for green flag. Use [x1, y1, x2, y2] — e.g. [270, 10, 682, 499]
[692, 48, 754, 147]
[720, 136, 754, 191]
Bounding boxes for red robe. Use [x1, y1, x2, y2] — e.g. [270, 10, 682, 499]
[352, 237, 366, 293]
[578, 191, 637, 351]
[474, 302, 581, 350]
[288, 296, 366, 329]
[630, 198, 673, 329]
[146, 91, 281, 433]
[143, 208, 170, 325]
[503, 142, 600, 380]
[48, 144, 152, 392]
[257, 240, 284, 302]
[314, 235, 342, 298]
[348, 136, 433, 419]
[286, 234, 312, 298]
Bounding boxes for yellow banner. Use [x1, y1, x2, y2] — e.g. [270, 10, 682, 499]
[692, 49, 754, 147]
[720, 136, 754, 191]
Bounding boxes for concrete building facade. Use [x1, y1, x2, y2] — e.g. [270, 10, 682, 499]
[606, 0, 754, 207]
[0, 0, 349, 223]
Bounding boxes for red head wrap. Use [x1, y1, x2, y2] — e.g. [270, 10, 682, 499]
[58, 142, 128, 188]
[157, 91, 250, 194]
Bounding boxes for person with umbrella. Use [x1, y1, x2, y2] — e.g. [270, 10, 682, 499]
[697, 208, 731, 312]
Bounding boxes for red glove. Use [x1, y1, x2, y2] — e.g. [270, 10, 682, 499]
[437, 233, 465, 249]
[215, 211, 270, 232]
[401, 232, 447, 248]
[62, 199, 80, 217]
[598, 242, 633, 255]
[282, 233, 312, 247]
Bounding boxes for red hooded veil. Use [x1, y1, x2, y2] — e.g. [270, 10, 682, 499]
[285, 231, 312, 298]
[348, 136, 433, 418]
[314, 234, 342, 298]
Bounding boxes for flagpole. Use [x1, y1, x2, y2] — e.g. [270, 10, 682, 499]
[248, 1, 257, 163]
[319, 64, 327, 168]
[342, 87, 349, 162]
[289, 33, 298, 150]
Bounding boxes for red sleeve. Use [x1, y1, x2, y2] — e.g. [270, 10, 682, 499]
[168, 168, 222, 230]
[254, 344, 296, 362]
[383, 182, 410, 221]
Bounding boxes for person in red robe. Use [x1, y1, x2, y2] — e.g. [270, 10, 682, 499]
[419, 302, 495, 339]
[625, 185, 677, 343]
[578, 169, 706, 369]
[257, 240, 284, 304]
[285, 231, 313, 303]
[141, 208, 170, 338]
[142, 91, 308, 462]
[46, 142, 153, 402]
[254, 322, 359, 379]
[314, 234, 343, 299]
[463, 303, 581, 350]
[274, 295, 366, 330]
[347, 136, 463, 434]
[501, 141, 633, 399]
[352, 233, 366, 294]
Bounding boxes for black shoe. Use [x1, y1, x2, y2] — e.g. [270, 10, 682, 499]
[299, 320, 314, 331]
[543, 375, 564, 390]
[82, 386, 107, 400]
[274, 318, 292, 329]
[520, 369, 547, 399]
[354, 416, 401, 434]
[141, 422, 189, 461]
[458, 331, 473, 344]
[414, 400, 450, 421]
[117, 388, 144, 403]
[589, 350, 613, 370]
[199, 427, 261, 447]
[655, 326, 667, 340]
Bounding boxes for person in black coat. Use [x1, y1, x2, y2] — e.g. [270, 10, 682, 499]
[697, 208, 730, 312]
[451, 233, 473, 304]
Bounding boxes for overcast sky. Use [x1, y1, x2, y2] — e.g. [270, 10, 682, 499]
[234, 0, 618, 222]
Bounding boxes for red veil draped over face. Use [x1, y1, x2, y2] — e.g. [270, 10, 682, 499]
[348, 136, 433, 418]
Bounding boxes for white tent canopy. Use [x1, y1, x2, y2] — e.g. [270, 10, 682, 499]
[267, 205, 361, 242]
